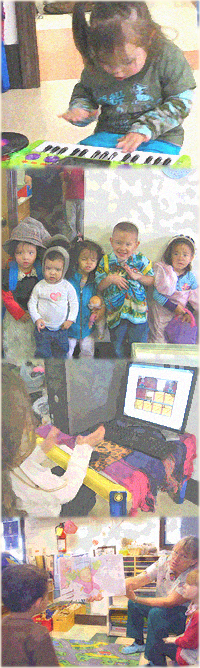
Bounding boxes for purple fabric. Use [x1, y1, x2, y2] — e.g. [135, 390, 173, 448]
[104, 458, 137, 482]
[164, 316, 197, 344]
[124, 451, 165, 484]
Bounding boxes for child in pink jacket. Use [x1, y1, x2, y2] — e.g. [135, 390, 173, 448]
[149, 235, 198, 343]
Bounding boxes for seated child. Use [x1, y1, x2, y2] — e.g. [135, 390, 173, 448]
[95, 221, 154, 357]
[2, 217, 51, 363]
[2, 564, 59, 666]
[60, 2, 196, 154]
[156, 569, 199, 666]
[2, 365, 105, 518]
[28, 244, 79, 358]
[148, 235, 198, 343]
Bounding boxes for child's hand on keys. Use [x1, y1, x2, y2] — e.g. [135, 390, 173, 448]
[111, 273, 128, 290]
[117, 132, 149, 152]
[58, 108, 98, 123]
[36, 318, 46, 331]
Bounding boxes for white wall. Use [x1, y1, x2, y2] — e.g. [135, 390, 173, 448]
[3, 1, 18, 45]
[84, 168, 198, 278]
[24, 516, 161, 559]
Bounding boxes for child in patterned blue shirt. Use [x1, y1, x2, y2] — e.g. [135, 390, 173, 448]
[95, 221, 154, 357]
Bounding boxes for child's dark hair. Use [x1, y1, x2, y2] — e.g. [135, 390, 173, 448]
[44, 250, 64, 264]
[113, 221, 138, 236]
[2, 564, 48, 612]
[68, 238, 103, 280]
[163, 237, 195, 274]
[72, 2, 163, 67]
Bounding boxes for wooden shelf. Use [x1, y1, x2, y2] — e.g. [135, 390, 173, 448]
[108, 554, 158, 636]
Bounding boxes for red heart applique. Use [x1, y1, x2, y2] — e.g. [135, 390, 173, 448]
[50, 292, 61, 301]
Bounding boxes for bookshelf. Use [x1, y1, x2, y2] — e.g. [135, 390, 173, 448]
[108, 554, 158, 636]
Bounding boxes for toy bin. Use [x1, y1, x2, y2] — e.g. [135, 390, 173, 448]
[33, 614, 53, 631]
[52, 609, 74, 632]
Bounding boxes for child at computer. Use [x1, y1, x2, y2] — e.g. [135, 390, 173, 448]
[2, 217, 51, 363]
[156, 569, 199, 666]
[2, 365, 105, 517]
[2, 564, 59, 666]
[60, 2, 196, 154]
[148, 235, 198, 343]
[28, 243, 79, 358]
[67, 237, 104, 357]
[95, 221, 154, 357]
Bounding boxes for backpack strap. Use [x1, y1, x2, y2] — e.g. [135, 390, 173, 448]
[8, 259, 43, 290]
[8, 260, 19, 291]
[103, 254, 109, 274]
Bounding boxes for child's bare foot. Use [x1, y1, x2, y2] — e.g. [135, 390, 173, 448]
[76, 425, 105, 448]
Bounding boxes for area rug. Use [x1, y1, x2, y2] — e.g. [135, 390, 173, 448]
[53, 638, 140, 666]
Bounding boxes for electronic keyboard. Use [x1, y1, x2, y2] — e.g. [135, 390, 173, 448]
[2, 138, 189, 169]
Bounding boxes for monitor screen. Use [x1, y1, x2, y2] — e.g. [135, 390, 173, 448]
[123, 363, 197, 432]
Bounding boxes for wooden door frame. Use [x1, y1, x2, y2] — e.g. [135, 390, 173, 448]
[15, 2, 40, 88]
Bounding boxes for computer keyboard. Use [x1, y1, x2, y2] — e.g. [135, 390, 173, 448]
[104, 420, 174, 460]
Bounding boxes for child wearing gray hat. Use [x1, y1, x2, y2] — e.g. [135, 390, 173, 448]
[28, 244, 79, 358]
[2, 217, 51, 363]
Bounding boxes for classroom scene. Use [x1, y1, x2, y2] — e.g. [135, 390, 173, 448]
[1, 1, 199, 667]
[2, 517, 199, 666]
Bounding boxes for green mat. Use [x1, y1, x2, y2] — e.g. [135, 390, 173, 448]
[53, 638, 141, 666]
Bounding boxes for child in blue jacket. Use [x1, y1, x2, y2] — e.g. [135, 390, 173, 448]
[67, 238, 103, 357]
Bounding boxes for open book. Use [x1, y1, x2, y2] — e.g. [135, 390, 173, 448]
[57, 553, 126, 600]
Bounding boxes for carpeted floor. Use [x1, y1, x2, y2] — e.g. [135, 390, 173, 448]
[53, 638, 140, 666]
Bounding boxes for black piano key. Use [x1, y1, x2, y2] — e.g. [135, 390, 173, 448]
[121, 153, 131, 162]
[78, 149, 89, 157]
[162, 157, 172, 166]
[144, 155, 153, 164]
[99, 151, 109, 160]
[43, 144, 53, 152]
[56, 147, 68, 154]
[130, 154, 139, 163]
[69, 148, 82, 156]
[51, 145, 61, 153]
[90, 150, 101, 158]
[109, 152, 118, 160]
[153, 157, 162, 164]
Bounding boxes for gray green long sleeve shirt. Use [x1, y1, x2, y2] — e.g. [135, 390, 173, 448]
[68, 38, 196, 146]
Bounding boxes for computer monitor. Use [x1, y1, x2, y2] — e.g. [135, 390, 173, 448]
[123, 363, 197, 433]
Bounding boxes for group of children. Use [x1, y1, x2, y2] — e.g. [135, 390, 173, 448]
[2, 217, 198, 360]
